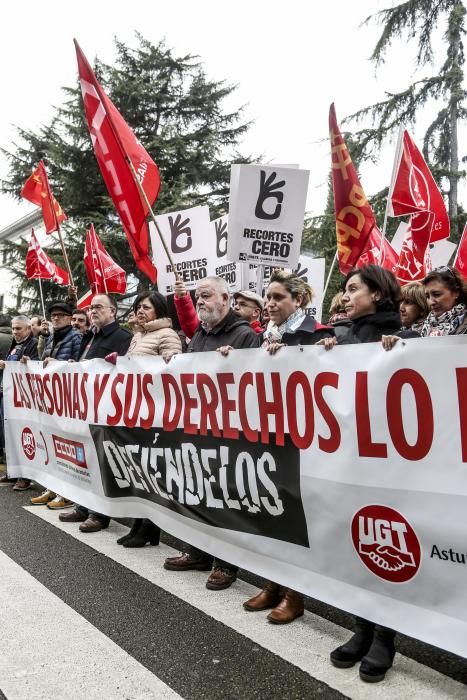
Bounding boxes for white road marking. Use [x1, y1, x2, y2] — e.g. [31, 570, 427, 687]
[0, 548, 182, 700]
[24, 507, 466, 699]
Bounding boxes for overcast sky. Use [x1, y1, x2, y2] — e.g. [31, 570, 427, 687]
[0, 0, 461, 231]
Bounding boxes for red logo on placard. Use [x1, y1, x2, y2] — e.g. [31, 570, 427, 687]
[52, 435, 87, 469]
[22, 428, 36, 460]
[351, 505, 421, 583]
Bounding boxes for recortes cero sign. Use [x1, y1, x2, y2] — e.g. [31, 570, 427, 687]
[351, 504, 421, 583]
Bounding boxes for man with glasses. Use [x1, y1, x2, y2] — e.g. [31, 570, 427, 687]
[233, 290, 264, 334]
[59, 294, 132, 532]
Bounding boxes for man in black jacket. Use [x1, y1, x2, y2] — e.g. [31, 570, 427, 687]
[60, 294, 132, 532]
[164, 277, 260, 591]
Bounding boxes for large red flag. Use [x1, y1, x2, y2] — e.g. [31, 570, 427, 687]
[329, 104, 378, 274]
[84, 224, 126, 294]
[394, 214, 433, 283]
[21, 161, 67, 234]
[388, 129, 449, 244]
[454, 223, 467, 279]
[356, 227, 399, 274]
[75, 40, 159, 283]
[25, 230, 69, 285]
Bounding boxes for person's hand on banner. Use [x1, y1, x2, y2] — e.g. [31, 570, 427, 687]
[20, 356, 30, 364]
[43, 358, 57, 368]
[104, 352, 118, 365]
[381, 335, 401, 352]
[0, 360, 5, 370]
[265, 342, 285, 355]
[174, 279, 188, 298]
[217, 346, 233, 356]
[316, 337, 337, 351]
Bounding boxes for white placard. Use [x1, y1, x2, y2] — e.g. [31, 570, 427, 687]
[227, 164, 310, 268]
[210, 216, 242, 294]
[429, 239, 457, 268]
[150, 206, 213, 294]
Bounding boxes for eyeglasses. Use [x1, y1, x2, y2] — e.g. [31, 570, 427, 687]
[50, 313, 69, 319]
[89, 304, 113, 311]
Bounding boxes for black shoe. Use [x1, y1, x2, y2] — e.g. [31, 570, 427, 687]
[359, 626, 396, 683]
[117, 519, 142, 545]
[330, 618, 375, 668]
[123, 519, 161, 547]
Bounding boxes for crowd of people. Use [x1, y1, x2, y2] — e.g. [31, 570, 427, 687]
[0, 263, 466, 684]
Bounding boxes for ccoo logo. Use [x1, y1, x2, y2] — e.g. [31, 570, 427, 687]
[22, 428, 36, 460]
[351, 504, 421, 584]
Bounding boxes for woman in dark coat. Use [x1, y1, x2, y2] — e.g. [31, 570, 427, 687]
[322, 265, 415, 683]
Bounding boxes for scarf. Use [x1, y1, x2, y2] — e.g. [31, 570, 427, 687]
[420, 303, 466, 337]
[262, 308, 305, 345]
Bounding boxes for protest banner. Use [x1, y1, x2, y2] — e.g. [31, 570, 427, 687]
[211, 215, 242, 293]
[150, 206, 213, 294]
[4, 337, 467, 658]
[227, 164, 309, 268]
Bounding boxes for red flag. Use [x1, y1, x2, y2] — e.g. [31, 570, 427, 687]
[84, 224, 126, 294]
[25, 230, 69, 285]
[388, 129, 449, 243]
[76, 289, 94, 310]
[394, 214, 433, 283]
[356, 227, 399, 274]
[21, 161, 67, 234]
[329, 104, 378, 274]
[75, 40, 159, 283]
[454, 223, 467, 279]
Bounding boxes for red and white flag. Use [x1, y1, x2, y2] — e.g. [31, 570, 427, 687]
[75, 40, 160, 283]
[329, 104, 378, 274]
[356, 227, 399, 274]
[84, 224, 126, 294]
[388, 129, 449, 244]
[21, 161, 67, 234]
[76, 289, 94, 310]
[394, 214, 433, 283]
[454, 223, 467, 279]
[25, 230, 69, 285]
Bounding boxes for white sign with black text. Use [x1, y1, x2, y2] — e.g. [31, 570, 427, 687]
[210, 216, 242, 294]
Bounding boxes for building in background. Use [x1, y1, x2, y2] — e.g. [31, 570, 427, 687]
[0, 210, 43, 312]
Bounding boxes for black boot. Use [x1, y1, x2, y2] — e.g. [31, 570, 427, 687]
[359, 626, 396, 683]
[117, 519, 142, 545]
[123, 519, 161, 547]
[330, 617, 375, 668]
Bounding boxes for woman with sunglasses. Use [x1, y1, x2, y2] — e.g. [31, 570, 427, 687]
[420, 266, 467, 336]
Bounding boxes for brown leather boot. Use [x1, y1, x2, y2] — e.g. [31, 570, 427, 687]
[243, 582, 282, 611]
[267, 589, 304, 624]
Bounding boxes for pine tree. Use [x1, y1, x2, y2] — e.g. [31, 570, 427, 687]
[1, 34, 251, 313]
[346, 0, 466, 238]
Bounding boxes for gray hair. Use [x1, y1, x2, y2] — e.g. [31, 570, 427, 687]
[199, 276, 230, 297]
[12, 315, 31, 326]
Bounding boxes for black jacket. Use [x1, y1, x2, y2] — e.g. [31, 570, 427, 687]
[279, 315, 334, 346]
[0, 327, 12, 361]
[5, 334, 39, 361]
[188, 309, 260, 353]
[79, 321, 132, 360]
[338, 308, 418, 345]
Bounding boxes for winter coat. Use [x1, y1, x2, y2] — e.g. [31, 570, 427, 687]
[188, 309, 260, 353]
[127, 318, 182, 358]
[0, 333, 38, 392]
[277, 315, 334, 346]
[174, 293, 199, 340]
[338, 307, 418, 345]
[0, 327, 12, 361]
[43, 325, 82, 361]
[79, 321, 132, 360]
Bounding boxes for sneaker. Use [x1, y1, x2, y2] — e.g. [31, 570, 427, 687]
[13, 479, 32, 491]
[47, 495, 74, 510]
[31, 489, 56, 505]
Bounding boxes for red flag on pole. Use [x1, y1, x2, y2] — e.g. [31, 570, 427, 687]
[453, 223, 467, 279]
[25, 230, 69, 285]
[394, 214, 433, 283]
[388, 129, 449, 244]
[21, 161, 67, 234]
[84, 224, 127, 294]
[356, 227, 399, 273]
[329, 104, 378, 274]
[74, 40, 160, 283]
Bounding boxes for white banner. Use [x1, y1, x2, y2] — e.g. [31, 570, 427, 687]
[4, 337, 467, 658]
[210, 216, 242, 294]
[150, 205, 213, 294]
[227, 164, 309, 268]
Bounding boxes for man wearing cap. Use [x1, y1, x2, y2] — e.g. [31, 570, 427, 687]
[233, 290, 264, 334]
[30, 302, 82, 509]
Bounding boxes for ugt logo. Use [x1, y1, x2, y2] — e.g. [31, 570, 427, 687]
[22, 427, 36, 460]
[215, 218, 228, 257]
[255, 170, 285, 220]
[351, 504, 421, 583]
[169, 213, 192, 253]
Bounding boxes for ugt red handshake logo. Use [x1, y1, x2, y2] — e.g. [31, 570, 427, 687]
[351, 505, 421, 583]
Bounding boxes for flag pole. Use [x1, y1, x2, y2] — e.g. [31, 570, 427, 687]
[38, 278, 46, 319]
[55, 223, 74, 287]
[378, 125, 405, 264]
[323, 251, 338, 300]
[125, 157, 181, 282]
